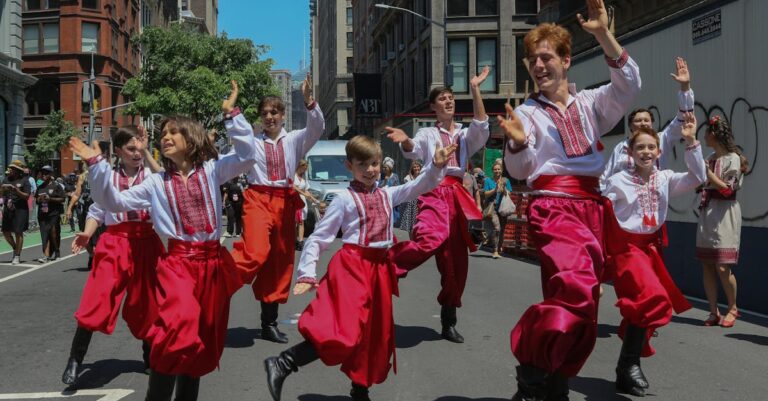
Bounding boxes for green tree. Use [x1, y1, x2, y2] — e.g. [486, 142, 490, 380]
[122, 25, 278, 128]
[25, 110, 79, 169]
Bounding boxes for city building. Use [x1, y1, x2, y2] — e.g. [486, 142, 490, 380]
[269, 69, 293, 131]
[1, 0, 38, 169]
[544, 0, 768, 314]
[351, 0, 539, 172]
[180, 0, 218, 35]
[314, 0, 354, 139]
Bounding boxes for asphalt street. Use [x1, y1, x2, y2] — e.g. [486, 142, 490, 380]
[0, 231, 766, 401]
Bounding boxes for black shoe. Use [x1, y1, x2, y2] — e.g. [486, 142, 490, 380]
[264, 341, 318, 401]
[61, 357, 80, 386]
[615, 325, 649, 397]
[511, 364, 551, 401]
[142, 341, 152, 374]
[174, 375, 200, 401]
[260, 302, 289, 343]
[144, 370, 175, 401]
[544, 373, 569, 401]
[440, 306, 464, 343]
[350, 383, 371, 401]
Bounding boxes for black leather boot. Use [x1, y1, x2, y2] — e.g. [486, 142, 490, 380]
[62, 327, 93, 385]
[174, 375, 200, 401]
[142, 341, 152, 374]
[544, 372, 569, 401]
[261, 301, 288, 343]
[615, 324, 649, 396]
[264, 341, 318, 401]
[350, 383, 371, 401]
[144, 370, 175, 401]
[511, 364, 550, 401]
[440, 306, 464, 343]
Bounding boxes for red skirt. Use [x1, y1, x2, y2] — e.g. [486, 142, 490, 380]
[74, 222, 164, 338]
[604, 211, 691, 357]
[145, 239, 243, 377]
[298, 244, 399, 387]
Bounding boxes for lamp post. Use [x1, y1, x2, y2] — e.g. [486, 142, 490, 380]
[374, 3, 453, 87]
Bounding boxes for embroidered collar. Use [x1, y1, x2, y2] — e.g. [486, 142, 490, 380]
[531, 86, 577, 111]
[350, 180, 376, 194]
[258, 129, 288, 144]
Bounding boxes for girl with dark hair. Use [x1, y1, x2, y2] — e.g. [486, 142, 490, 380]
[697, 116, 746, 328]
[398, 160, 422, 237]
[62, 125, 164, 386]
[69, 81, 255, 401]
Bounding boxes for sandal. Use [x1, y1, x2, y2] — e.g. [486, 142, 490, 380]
[720, 310, 738, 328]
[703, 312, 721, 326]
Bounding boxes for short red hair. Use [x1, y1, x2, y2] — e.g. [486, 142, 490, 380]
[523, 23, 572, 59]
[628, 127, 660, 150]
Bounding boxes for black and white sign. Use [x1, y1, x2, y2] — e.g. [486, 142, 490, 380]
[692, 9, 721, 45]
[354, 73, 382, 118]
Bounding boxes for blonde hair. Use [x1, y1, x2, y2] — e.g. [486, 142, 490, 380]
[345, 135, 382, 162]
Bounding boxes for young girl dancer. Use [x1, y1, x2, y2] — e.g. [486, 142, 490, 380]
[69, 81, 253, 401]
[603, 114, 705, 396]
[697, 116, 746, 327]
[61, 126, 164, 386]
[264, 136, 455, 401]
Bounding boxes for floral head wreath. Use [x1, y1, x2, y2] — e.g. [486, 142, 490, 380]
[709, 115, 721, 126]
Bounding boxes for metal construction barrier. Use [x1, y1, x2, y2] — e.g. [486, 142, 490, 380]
[501, 191, 538, 260]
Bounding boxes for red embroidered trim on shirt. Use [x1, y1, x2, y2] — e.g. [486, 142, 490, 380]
[349, 182, 391, 245]
[631, 171, 660, 227]
[164, 167, 214, 235]
[436, 123, 461, 167]
[265, 140, 287, 181]
[114, 167, 150, 222]
[534, 98, 593, 159]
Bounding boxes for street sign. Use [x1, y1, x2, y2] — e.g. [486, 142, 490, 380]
[692, 9, 721, 45]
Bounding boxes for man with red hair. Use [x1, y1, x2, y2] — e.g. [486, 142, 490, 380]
[497, 1, 641, 399]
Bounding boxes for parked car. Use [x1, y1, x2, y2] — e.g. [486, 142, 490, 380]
[303, 140, 351, 235]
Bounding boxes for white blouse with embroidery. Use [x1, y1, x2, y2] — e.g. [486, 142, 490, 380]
[504, 51, 642, 196]
[400, 118, 490, 178]
[600, 89, 695, 189]
[87, 166, 153, 226]
[87, 114, 256, 242]
[245, 104, 325, 187]
[296, 161, 446, 281]
[603, 142, 706, 234]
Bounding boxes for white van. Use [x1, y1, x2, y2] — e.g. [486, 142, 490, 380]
[303, 140, 351, 234]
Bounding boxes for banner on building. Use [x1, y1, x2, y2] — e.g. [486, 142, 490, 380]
[354, 73, 382, 118]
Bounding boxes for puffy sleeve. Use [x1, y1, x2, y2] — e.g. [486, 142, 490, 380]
[401, 128, 431, 161]
[388, 162, 445, 206]
[718, 153, 743, 195]
[89, 160, 153, 213]
[579, 51, 642, 135]
[296, 193, 347, 283]
[86, 201, 106, 224]
[669, 142, 707, 197]
[297, 103, 326, 157]
[504, 107, 538, 180]
[464, 117, 490, 157]
[214, 114, 257, 186]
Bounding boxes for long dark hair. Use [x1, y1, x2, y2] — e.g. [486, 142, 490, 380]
[708, 117, 748, 174]
[112, 125, 140, 168]
[158, 116, 218, 171]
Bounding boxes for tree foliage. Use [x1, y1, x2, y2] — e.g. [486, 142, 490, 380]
[25, 110, 80, 169]
[122, 25, 278, 129]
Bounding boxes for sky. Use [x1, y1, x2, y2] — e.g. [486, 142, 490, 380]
[218, 0, 311, 73]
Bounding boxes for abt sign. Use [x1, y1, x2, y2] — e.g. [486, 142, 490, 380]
[354, 73, 383, 118]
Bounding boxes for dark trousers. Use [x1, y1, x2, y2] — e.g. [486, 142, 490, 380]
[226, 203, 243, 235]
[39, 213, 61, 257]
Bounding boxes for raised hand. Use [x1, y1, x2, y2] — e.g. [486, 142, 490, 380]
[385, 127, 410, 144]
[71, 233, 91, 254]
[433, 143, 458, 168]
[222, 80, 239, 113]
[670, 57, 691, 91]
[577, 0, 610, 36]
[302, 73, 313, 104]
[497, 103, 527, 146]
[69, 137, 102, 161]
[293, 282, 313, 295]
[470, 66, 491, 88]
[136, 125, 149, 151]
[681, 112, 697, 144]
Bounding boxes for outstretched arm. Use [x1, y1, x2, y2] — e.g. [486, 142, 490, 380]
[577, 0, 621, 59]
[137, 125, 164, 173]
[215, 81, 257, 185]
[388, 144, 455, 206]
[470, 66, 490, 122]
[293, 195, 346, 294]
[669, 113, 707, 196]
[662, 57, 695, 143]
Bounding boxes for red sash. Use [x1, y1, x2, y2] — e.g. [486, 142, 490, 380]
[532, 175, 601, 199]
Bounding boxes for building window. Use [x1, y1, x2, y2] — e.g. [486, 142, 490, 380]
[449, 39, 468, 92]
[24, 0, 60, 10]
[447, 0, 469, 17]
[82, 22, 99, 52]
[346, 82, 353, 98]
[516, 0, 538, 15]
[346, 7, 353, 25]
[346, 57, 354, 73]
[516, 36, 528, 93]
[477, 38, 497, 92]
[181, 0, 189, 11]
[111, 28, 119, 60]
[23, 23, 59, 54]
[26, 82, 60, 116]
[476, 0, 498, 15]
[346, 32, 353, 49]
[82, 0, 99, 10]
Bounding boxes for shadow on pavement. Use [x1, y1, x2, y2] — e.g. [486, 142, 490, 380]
[597, 323, 618, 338]
[433, 397, 509, 400]
[65, 358, 145, 390]
[62, 267, 90, 273]
[570, 376, 635, 401]
[297, 394, 348, 401]
[225, 327, 262, 348]
[395, 324, 441, 349]
[670, 315, 704, 327]
[725, 333, 768, 346]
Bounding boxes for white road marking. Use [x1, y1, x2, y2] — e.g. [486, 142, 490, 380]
[0, 253, 80, 284]
[0, 234, 76, 257]
[0, 389, 133, 400]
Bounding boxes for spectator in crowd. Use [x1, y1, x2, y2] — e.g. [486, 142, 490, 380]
[399, 160, 423, 238]
[293, 160, 319, 251]
[64, 173, 78, 231]
[482, 161, 512, 259]
[2, 160, 32, 264]
[222, 176, 244, 238]
[36, 165, 66, 262]
[379, 157, 401, 226]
